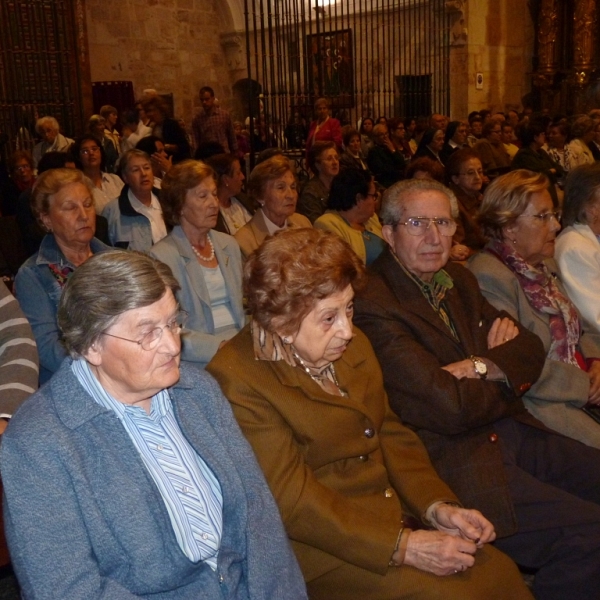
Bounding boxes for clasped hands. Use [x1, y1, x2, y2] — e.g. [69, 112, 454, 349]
[399, 503, 496, 576]
[441, 317, 517, 380]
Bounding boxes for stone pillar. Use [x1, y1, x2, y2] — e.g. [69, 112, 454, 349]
[447, 0, 469, 119]
[569, 0, 598, 113]
[532, 0, 559, 110]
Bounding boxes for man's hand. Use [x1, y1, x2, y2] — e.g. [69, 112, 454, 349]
[487, 317, 519, 349]
[442, 359, 479, 379]
[401, 530, 477, 576]
[430, 503, 495, 546]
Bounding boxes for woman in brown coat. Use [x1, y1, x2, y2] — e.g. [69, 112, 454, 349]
[207, 228, 532, 599]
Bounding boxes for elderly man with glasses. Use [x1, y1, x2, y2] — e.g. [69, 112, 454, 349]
[354, 178, 600, 600]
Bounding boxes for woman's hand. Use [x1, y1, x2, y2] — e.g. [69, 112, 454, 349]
[152, 151, 172, 175]
[402, 529, 477, 576]
[588, 361, 600, 405]
[487, 317, 519, 349]
[449, 244, 470, 261]
[430, 503, 495, 546]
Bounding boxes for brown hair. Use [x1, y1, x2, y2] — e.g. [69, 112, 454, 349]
[308, 140, 337, 174]
[245, 228, 365, 335]
[406, 157, 444, 182]
[204, 153, 238, 186]
[160, 159, 215, 226]
[9, 150, 34, 172]
[247, 155, 294, 206]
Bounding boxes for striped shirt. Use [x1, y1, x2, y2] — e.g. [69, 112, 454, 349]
[0, 283, 38, 417]
[72, 358, 223, 569]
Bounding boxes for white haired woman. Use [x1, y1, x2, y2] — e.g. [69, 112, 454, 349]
[32, 116, 74, 168]
[1, 250, 306, 599]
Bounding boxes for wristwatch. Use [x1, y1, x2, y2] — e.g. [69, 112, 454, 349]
[468, 355, 488, 380]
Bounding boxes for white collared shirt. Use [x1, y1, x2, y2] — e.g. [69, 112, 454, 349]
[128, 189, 168, 243]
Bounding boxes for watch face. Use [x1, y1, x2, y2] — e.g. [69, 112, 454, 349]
[475, 362, 486, 375]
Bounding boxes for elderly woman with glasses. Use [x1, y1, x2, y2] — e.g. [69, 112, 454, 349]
[468, 169, 600, 448]
[1, 250, 306, 599]
[207, 227, 533, 600]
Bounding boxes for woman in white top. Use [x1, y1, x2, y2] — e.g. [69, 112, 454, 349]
[72, 135, 124, 214]
[205, 153, 254, 235]
[566, 116, 596, 168]
[150, 160, 245, 368]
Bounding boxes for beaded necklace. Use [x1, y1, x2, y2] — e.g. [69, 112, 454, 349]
[191, 235, 215, 262]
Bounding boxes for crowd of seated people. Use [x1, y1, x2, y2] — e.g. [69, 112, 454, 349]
[4, 100, 600, 598]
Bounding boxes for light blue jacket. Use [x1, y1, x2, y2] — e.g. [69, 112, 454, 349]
[150, 226, 245, 367]
[1, 360, 307, 600]
[14, 235, 110, 383]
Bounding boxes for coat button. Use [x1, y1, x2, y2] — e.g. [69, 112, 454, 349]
[384, 487, 394, 498]
[488, 433, 498, 443]
[218, 574, 224, 584]
[359, 455, 369, 461]
[364, 428, 375, 438]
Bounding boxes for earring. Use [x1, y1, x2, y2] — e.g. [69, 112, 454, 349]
[512, 239, 517, 245]
[282, 336, 291, 344]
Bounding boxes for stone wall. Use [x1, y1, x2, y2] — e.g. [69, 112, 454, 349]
[450, 0, 535, 118]
[85, 0, 237, 124]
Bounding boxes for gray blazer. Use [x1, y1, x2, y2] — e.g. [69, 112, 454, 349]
[1, 360, 307, 599]
[468, 251, 600, 448]
[150, 226, 245, 367]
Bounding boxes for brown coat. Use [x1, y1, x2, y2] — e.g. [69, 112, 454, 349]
[354, 250, 546, 537]
[234, 209, 311, 259]
[207, 326, 458, 582]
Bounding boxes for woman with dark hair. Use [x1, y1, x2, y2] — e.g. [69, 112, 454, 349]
[150, 160, 245, 367]
[207, 227, 533, 600]
[440, 121, 468, 164]
[555, 163, 600, 336]
[0, 150, 35, 216]
[405, 157, 444, 182]
[387, 118, 413, 162]
[314, 169, 384, 264]
[72, 134, 124, 214]
[473, 121, 511, 176]
[143, 97, 191, 164]
[298, 140, 340, 223]
[444, 148, 487, 260]
[359, 117, 375, 156]
[469, 169, 600, 448]
[204, 153, 254, 235]
[413, 128, 445, 165]
[339, 128, 369, 173]
[545, 121, 571, 171]
[403, 117, 418, 154]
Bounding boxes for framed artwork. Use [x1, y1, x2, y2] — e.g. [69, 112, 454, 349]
[306, 28, 354, 108]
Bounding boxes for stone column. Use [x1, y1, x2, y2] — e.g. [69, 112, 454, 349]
[532, 0, 559, 110]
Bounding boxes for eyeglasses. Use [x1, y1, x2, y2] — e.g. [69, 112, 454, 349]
[518, 210, 562, 224]
[459, 169, 484, 178]
[14, 164, 32, 172]
[81, 146, 101, 155]
[101, 310, 188, 351]
[397, 217, 457, 237]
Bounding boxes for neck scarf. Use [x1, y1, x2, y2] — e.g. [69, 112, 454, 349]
[487, 238, 580, 365]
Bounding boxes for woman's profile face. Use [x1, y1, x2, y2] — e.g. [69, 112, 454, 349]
[452, 124, 467, 145]
[287, 284, 354, 368]
[316, 147, 340, 178]
[84, 289, 181, 406]
[429, 130, 445, 153]
[223, 160, 245, 197]
[41, 182, 96, 247]
[262, 170, 297, 222]
[505, 189, 561, 265]
[181, 177, 220, 233]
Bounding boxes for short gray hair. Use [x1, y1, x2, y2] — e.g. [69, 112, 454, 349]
[35, 116, 59, 135]
[121, 149, 151, 173]
[380, 178, 459, 226]
[58, 250, 180, 358]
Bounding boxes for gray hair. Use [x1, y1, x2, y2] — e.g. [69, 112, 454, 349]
[58, 250, 180, 358]
[120, 148, 151, 173]
[563, 163, 600, 227]
[35, 116, 59, 135]
[380, 178, 459, 226]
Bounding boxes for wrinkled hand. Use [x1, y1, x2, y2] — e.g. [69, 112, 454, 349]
[588, 361, 600, 405]
[431, 504, 495, 546]
[442, 359, 479, 379]
[402, 530, 477, 576]
[449, 245, 470, 261]
[487, 317, 519, 349]
[152, 151, 172, 175]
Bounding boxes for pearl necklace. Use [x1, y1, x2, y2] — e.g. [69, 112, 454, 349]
[292, 349, 347, 396]
[191, 236, 215, 262]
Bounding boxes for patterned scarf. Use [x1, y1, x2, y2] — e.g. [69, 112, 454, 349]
[48, 263, 75, 288]
[487, 238, 580, 365]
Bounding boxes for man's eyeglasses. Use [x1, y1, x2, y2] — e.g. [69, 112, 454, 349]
[101, 310, 188, 351]
[397, 217, 457, 237]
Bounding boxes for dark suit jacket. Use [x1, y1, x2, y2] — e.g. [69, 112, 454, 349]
[354, 249, 546, 537]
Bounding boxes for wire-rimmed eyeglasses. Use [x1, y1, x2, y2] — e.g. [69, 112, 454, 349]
[397, 217, 457, 237]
